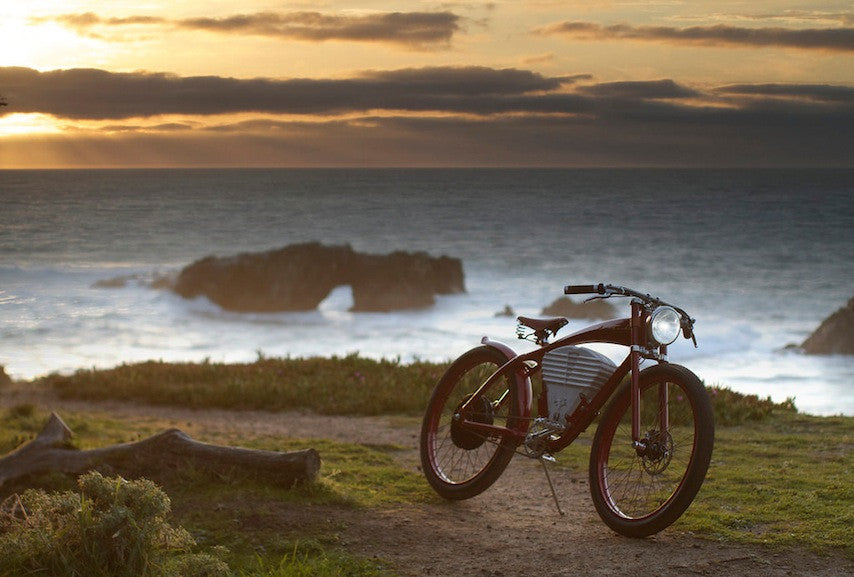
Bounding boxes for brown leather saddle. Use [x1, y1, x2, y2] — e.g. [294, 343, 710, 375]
[516, 316, 569, 344]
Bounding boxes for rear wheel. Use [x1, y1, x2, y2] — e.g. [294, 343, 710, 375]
[589, 363, 714, 537]
[420, 346, 520, 500]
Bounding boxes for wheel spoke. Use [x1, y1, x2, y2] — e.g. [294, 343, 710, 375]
[589, 364, 713, 536]
[420, 347, 521, 498]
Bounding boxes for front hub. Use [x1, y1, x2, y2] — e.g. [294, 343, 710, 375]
[637, 430, 674, 475]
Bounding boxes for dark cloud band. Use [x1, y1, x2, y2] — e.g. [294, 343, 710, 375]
[36, 10, 461, 49]
[0, 66, 579, 119]
[1, 66, 851, 122]
[716, 83, 854, 102]
[1, 66, 851, 167]
[180, 11, 459, 46]
[539, 21, 854, 52]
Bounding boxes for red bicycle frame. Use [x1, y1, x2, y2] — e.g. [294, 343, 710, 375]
[422, 284, 709, 538]
[458, 299, 668, 453]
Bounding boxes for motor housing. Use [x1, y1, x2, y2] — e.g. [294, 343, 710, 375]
[542, 345, 616, 422]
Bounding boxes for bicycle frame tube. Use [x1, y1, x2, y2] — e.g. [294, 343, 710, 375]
[483, 337, 533, 438]
[630, 299, 644, 442]
[548, 354, 632, 452]
[463, 316, 632, 441]
[464, 299, 661, 451]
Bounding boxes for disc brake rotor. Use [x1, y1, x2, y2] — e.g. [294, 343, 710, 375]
[640, 430, 674, 475]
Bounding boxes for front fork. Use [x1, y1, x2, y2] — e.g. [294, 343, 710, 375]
[630, 300, 669, 453]
[630, 344, 642, 442]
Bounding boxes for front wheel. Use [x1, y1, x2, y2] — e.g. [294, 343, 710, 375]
[420, 346, 520, 500]
[589, 363, 714, 537]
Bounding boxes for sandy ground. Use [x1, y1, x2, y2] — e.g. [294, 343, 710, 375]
[2, 384, 851, 577]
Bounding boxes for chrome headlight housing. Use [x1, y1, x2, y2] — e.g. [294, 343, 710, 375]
[648, 306, 682, 346]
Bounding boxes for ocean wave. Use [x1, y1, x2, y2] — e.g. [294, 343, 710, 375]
[1, 168, 852, 417]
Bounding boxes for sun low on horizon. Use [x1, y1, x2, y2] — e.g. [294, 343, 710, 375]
[0, 1, 852, 168]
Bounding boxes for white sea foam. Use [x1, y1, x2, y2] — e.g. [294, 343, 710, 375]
[1, 168, 852, 415]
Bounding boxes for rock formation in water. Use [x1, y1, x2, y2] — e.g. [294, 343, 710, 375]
[0, 365, 12, 387]
[171, 242, 465, 312]
[540, 296, 617, 319]
[801, 296, 854, 355]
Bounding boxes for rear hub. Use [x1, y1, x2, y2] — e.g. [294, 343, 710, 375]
[450, 395, 494, 450]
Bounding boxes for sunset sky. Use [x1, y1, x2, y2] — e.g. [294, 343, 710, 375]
[1, 1, 852, 168]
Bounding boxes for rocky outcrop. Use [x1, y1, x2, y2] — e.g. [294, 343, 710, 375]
[541, 296, 617, 319]
[801, 296, 854, 355]
[349, 250, 464, 311]
[0, 365, 12, 387]
[171, 242, 465, 312]
[495, 305, 515, 317]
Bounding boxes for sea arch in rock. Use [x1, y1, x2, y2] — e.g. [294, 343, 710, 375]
[171, 242, 465, 313]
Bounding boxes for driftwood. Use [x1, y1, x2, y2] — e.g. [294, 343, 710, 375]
[0, 412, 320, 489]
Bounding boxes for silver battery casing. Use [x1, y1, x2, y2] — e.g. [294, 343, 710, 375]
[542, 345, 616, 422]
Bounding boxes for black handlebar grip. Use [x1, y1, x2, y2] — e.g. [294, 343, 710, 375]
[564, 284, 598, 295]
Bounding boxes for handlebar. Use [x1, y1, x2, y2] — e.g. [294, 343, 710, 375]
[564, 283, 696, 344]
[564, 284, 603, 295]
[564, 283, 656, 302]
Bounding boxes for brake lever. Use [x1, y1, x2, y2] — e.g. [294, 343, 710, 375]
[682, 318, 698, 348]
[583, 294, 613, 303]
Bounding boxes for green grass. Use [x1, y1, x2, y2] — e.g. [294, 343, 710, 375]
[5, 356, 853, 568]
[235, 544, 388, 577]
[678, 410, 853, 556]
[37, 354, 443, 416]
[0, 404, 428, 576]
[0, 471, 232, 577]
[546, 403, 851, 556]
[38, 355, 799, 426]
[0, 468, 388, 577]
[706, 384, 797, 426]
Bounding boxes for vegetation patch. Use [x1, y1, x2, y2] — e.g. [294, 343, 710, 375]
[706, 385, 797, 426]
[0, 471, 230, 577]
[0, 405, 424, 575]
[5, 359, 852, 568]
[38, 355, 797, 427]
[677, 411, 853, 556]
[0, 470, 388, 577]
[38, 355, 443, 416]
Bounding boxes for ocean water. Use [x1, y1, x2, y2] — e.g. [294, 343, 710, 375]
[1, 168, 852, 416]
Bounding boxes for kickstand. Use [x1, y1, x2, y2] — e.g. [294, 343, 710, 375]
[539, 457, 565, 516]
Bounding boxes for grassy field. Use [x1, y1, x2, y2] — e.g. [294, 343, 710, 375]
[684, 411, 852, 552]
[35, 354, 443, 416]
[1, 355, 852, 574]
[0, 402, 425, 576]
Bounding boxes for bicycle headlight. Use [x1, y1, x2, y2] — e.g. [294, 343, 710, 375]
[648, 306, 681, 346]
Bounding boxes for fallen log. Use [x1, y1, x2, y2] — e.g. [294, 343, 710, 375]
[0, 412, 320, 489]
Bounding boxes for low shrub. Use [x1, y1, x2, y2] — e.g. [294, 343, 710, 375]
[707, 385, 796, 426]
[40, 354, 445, 416]
[0, 472, 229, 577]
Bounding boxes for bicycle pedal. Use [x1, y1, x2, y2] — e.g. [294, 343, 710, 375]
[540, 454, 556, 463]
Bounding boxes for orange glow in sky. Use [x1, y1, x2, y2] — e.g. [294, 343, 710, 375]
[0, 1, 851, 167]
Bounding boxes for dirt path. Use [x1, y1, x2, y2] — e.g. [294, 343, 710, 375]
[3, 386, 851, 577]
